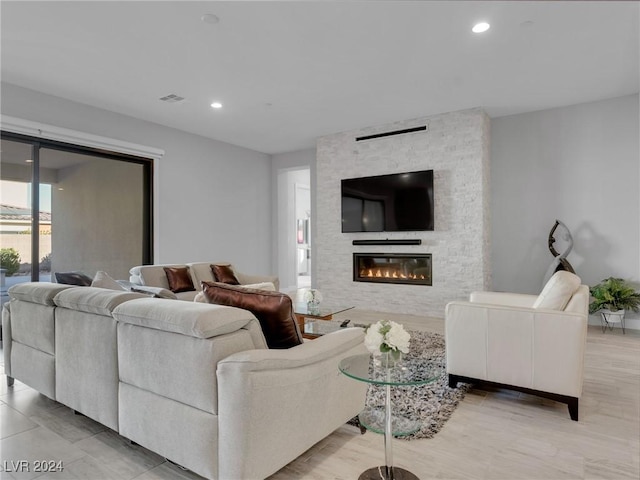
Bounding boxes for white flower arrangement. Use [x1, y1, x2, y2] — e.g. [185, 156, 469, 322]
[364, 319, 411, 356]
[303, 289, 323, 304]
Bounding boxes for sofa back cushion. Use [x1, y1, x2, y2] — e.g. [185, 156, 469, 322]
[201, 281, 303, 349]
[533, 271, 582, 311]
[8, 282, 73, 306]
[54, 287, 145, 316]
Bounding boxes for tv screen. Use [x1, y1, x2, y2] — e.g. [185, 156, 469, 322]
[341, 170, 434, 232]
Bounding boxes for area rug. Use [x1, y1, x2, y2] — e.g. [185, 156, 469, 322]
[349, 329, 470, 440]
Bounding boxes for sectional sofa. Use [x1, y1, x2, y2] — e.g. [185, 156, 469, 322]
[128, 262, 279, 300]
[2, 282, 367, 479]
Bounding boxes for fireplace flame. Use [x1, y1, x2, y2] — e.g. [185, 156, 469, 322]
[359, 269, 426, 281]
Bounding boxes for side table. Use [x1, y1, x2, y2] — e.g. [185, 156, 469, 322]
[293, 303, 354, 339]
[339, 354, 441, 480]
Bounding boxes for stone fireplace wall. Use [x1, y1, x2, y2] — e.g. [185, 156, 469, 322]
[315, 108, 491, 318]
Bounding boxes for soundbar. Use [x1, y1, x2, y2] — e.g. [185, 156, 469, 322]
[352, 239, 422, 246]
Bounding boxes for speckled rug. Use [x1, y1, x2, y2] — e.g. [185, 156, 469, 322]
[349, 329, 470, 440]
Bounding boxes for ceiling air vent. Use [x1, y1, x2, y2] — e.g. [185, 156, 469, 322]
[159, 94, 185, 103]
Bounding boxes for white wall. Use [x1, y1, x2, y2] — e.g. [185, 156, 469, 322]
[491, 94, 640, 326]
[1, 83, 273, 275]
[271, 149, 315, 289]
[316, 108, 491, 318]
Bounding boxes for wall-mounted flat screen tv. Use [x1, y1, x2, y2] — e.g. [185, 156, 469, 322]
[341, 170, 434, 232]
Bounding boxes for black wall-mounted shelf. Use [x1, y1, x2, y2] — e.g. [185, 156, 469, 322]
[352, 239, 422, 246]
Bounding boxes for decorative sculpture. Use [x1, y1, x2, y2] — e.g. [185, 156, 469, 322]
[542, 219, 576, 286]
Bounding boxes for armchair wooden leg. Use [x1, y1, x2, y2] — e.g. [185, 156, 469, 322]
[568, 397, 579, 421]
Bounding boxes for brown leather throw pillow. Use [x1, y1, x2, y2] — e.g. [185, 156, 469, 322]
[201, 281, 303, 349]
[210, 264, 240, 285]
[163, 267, 195, 293]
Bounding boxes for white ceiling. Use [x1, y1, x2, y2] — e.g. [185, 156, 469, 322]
[1, 1, 638, 155]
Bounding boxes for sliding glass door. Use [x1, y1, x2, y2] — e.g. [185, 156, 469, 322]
[0, 134, 152, 301]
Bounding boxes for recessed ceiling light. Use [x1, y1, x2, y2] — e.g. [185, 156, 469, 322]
[472, 22, 490, 33]
[201, 14, 219, 24]
[25, 159, 33, 163]
[211, 102, 222, 109]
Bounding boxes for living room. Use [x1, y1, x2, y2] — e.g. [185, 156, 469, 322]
[1, 2, 639, 480]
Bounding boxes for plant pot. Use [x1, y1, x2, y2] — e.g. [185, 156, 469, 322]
[600, 309, 626, 334]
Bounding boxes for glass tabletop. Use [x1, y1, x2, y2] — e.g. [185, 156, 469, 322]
[293, 303, 354, 318]
[338, 354, 441, 387]
[303, 319, 348, 337]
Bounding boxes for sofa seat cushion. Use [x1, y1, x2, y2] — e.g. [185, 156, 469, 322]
[113, 297, 258, 339]
[8, 282, 73, 305]
[533, 271, 582, 310]
[201, 281, 303, 349]
[54, 287, 145, 316]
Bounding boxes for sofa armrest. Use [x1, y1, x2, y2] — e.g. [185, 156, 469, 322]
[218, 327, 364, 370]
[445, 301, 587, 398]
[469, 291, 538, 307]
[234, 271, 280, 291]
[217, 328, 366, 480]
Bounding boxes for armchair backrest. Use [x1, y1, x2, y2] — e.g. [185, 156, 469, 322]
[564, 285, 589, 316]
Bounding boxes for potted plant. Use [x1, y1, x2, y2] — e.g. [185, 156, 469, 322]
[589, 277, 640, 332]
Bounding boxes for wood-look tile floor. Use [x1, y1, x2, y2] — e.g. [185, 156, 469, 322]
[1, 309, 638, 480]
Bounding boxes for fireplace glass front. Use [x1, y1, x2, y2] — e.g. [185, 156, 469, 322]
[353, 253, 432, 286]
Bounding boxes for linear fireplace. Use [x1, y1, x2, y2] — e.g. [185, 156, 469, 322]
[353, 253, 432, 286]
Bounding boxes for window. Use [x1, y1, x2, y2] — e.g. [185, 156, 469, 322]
[0, 134, 152, 293]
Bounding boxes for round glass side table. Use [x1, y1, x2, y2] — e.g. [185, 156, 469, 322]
[339, 354, 441, 480]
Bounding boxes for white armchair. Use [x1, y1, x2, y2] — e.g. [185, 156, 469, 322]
[445, 272, 589, 421]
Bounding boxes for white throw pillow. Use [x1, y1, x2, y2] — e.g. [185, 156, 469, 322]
[238, 282, 276, 292]
[130, 285, 178, 300]
[92, 271, 127, 291]
[532, 271, 581, 310]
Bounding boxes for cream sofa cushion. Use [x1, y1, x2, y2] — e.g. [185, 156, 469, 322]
[532, 271, 582, 310]
[92, 271, 126, 291]
[113, 297, 258, 339]
[54, 287, 145, 316]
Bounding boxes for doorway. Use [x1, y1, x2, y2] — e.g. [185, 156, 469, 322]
[295, 182, 311, 288]
[276, 167, 310, 292]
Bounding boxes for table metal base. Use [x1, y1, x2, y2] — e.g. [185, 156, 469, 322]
[358, 466, 420, 480]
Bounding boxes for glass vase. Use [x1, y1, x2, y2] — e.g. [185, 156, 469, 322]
[379, 350, 403, 369]
[307, 300, 320, 315]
